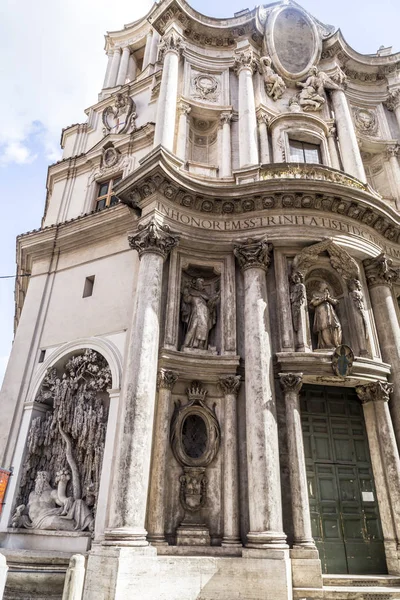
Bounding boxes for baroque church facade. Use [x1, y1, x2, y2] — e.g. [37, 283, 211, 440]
[2, 0, 400, 598]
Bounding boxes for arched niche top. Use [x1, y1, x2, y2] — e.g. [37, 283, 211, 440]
[269, 112, 330, 137]
[292, 239, 360, 283]
[265, 4, 322, 81]
[29, 337, 123, 402]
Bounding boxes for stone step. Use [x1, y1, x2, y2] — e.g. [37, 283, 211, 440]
[323, 575, 400, 588]
[294, 584, 400, 600]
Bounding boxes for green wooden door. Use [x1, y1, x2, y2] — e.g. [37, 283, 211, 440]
[300, 385, 386, 575]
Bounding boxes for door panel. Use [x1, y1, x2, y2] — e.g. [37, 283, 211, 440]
[301, 386, 386, 575]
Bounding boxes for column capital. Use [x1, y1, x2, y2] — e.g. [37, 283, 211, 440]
[363, 253, 400, 288]
[177, 101, 191, 116]
[157, 369, 179, 391]
[233, 238, 272, 272]
[328, 125, 337, 138]
[356, 380, 393, 405]
[158, 31, 184, 62]
[257, 112, 270, 126]
[233, 48, 258, 76]
[220, 112, 233, 126]
[386, 144, 400, 159]
[128, 219, 179, 260]
[218, 375, 241, 397]
[279, 373, 303, 394]
[385, 88, 400, 111]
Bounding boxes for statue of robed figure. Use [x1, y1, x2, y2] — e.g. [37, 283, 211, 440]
[181, 277, 219, 351]
[309, 282, 343, 349]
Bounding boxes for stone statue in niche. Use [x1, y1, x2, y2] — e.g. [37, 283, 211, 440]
[309, 281, 342, 349]
[12, 349, 110, 532]
[348, 279, 369, 339]
[181, 277, 219, 353]
[290, 271, 306, 332]
[295, 66, 341, 112]
[12, 470, 93, 531]
[259, 56, 286, 101]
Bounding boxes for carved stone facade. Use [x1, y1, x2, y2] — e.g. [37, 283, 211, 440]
[3, 1, 400, 599]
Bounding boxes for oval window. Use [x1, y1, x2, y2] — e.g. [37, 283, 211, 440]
[182, 414, 208, 459]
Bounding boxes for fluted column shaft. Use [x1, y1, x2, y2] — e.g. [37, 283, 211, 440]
[219, 376, 241, 546]
[364, 254, 400, 448]
[116, 46, 130, 86]
[107, 48, 121, 88]
[279, 374, 315, 548]
[234, 239, 286, 548]
[234, 50, 259, 168]
[220, 113, 232, 177]
[331, 88, 366, 182]
[176, 102, 191, 161]
[147, 370, 179, 545]
[105, 221, 179, 546]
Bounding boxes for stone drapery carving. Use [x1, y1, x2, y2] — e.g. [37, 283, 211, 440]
[180, 277, 219, 352]
[295, 66, 341, 112]
[352, 107, 379, 137]
[102, 93, 137, 135]
[192, 74, 219, 103]
[233, 48, 258, 75]
[364, 253, 400, 288]
[279, 373, 303, 394]
[348, 278, 369, 338]
[218, 375, 241, 397]
[259, 56, 286, 101]
[14, 349, 111, 531]
[356, 380, 393, 404]
[233, 238, 272, 272]
[290, 271, 307, 333]
[158, 30, 184, 63]
[128, 219, 179, 259]
[309, 282, 342, 349]
[157, 369, 179, 391]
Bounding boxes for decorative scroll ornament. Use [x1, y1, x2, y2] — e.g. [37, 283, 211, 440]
[332, 345, 354, 377]
[192, 74, 219, 102]
[364, 253, 400, 288]
[218, 375, 241, 397]
[294, 66, 341, 112]
[385, 88, 400, 111]
[259, 56, 286, 101]
[102, 93, 137, 135]
[233, 48, 258, 76]
[13, 349, 111, 532]
[128, 219, 179, 259]
[158, 31, 184, 63]
[279, 373, 303, 394]
[352, 107, 379, 137]
[356, 380, 393, 404]
[157, 369, 179, 391]
[233, 238, 272, 272]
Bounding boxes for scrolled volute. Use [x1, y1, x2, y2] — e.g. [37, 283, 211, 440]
[128, 219, 179, 259]
[233, 238, 272, 272]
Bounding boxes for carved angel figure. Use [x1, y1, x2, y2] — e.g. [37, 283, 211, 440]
[181, 277, 219, 351]
[309, 282, 342, 349]
[296, 66, 341, 112]
[260, 56, 286, 101]
[12, 470, 93, 532]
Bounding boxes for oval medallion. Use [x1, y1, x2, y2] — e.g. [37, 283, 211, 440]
[182, 414, 208, 459]
[266, 6, 321, 80]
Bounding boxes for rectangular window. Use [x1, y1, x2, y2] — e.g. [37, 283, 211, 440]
[95, 175, 122, 211]
[38, 349, 46, 363]
[289, 139, 322, 164]
[83, 275, 95, 298]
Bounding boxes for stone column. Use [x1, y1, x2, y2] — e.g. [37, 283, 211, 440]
[386, 88, 400, 131]
[147, 369, 179, 545]
[102, 52, 114, 89]
[219, 375, 242, 547]
[279, 373, 315, 548]
[62, 554, 85, 600]
[233, 239, 286, 548]
[356, 381, 400, 545]
[219, 112, 232, 178]
[331, 88, 366, 182]
[386, 145, 400, 209]
[176, 101, 191, 161]
[126, 53, 137, 84]
[274, 250, 294, 352]
[116, 46, 130, 87]
[149, 31, 160, 66]
[154, 31, 183, 151]
[107, 48, 121, 88]
[257, 113, 270, 164]
[364, 254, 400, 448]
[143, 31, 153, 70]
[233, 49, 259, 168]
[104, 220, 179, 546]
[327, 126, 341, 170]
[0, 554, 7, 600]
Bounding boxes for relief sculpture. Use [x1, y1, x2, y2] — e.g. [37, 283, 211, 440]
[259, 56, 286, 101]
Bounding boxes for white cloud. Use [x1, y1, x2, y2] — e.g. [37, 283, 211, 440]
[0, 0, 153, 165]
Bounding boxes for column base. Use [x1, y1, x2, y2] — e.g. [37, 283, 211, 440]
[147, 534, 168, 546]
[103, 527, 149, 547]
[290, 547, 322, 589]
[176, 525, 210, 546]
[246, 531, 288, 549]
[221, 536, 242, 548]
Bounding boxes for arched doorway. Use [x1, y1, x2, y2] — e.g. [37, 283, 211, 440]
[300, 384, 386, 574]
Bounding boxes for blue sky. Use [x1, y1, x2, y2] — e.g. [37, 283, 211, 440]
[0, 0, 399, 385]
